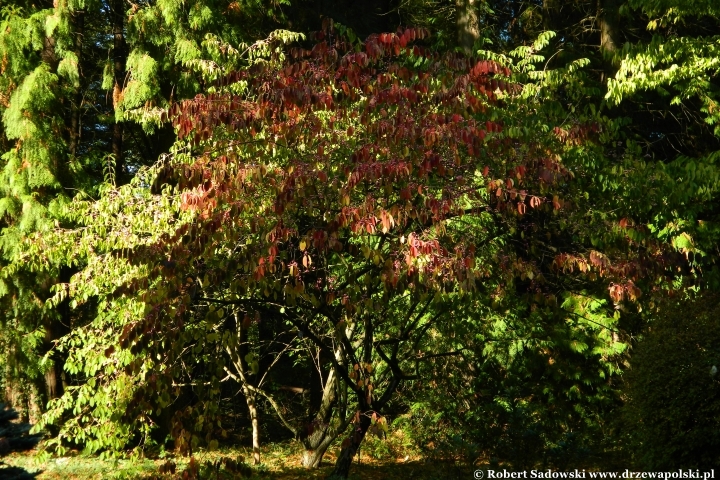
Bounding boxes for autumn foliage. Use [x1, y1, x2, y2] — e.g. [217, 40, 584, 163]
[152, 23, 566, 304]
[66, 21, 588, 474]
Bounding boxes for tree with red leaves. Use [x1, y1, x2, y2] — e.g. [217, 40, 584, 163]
[27, 22, 617, 479]
[156, 21, 572, 477]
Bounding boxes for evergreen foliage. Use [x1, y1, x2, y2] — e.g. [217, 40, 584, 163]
[0, 0, 298, 416]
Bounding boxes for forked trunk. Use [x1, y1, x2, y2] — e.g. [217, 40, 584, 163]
[302, 416, 346, 468]
[302, 367, 343, 467]
[327, 414, 372, 479]
[302, 442, 328, 468]
[542, 0, 558, 32]
[301, 421, 334, 467]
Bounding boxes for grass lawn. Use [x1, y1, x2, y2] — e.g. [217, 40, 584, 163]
[2, 437, 474, 479]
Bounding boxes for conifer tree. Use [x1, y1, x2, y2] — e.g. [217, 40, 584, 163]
[0, 0, 292, 413]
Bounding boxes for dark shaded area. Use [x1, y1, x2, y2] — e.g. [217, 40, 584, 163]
[0, 465, 40, 480]
[0, 403, 42, 479]
[284, 0, 401, 39]
[266, 460, 471, 480]
[621, 293, 720, 469]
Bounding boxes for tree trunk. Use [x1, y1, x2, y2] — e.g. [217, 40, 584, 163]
[244, 387, 261, 465]
[598, 0, 620, 55]
[302, 443, 328, 468]
[302, 420, 340, 467]
[302, 368, 346, 468]
[111, 0, 125, 184]
[28, 388, 42, 424]
[327, 413, 372, 479]
[228, 320, 265, 465]
[42, 267, 74, 403]
[43, 364, 63, 400]
[598, 0, 620, 82]
[456, 0, 480, 55]
[68, 9, 85, 158]
[40, 36, 58, 70]
[42, 319, 65, 401]
[325, 315, 404, 478]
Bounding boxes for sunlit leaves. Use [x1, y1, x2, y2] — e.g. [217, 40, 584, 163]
[14, 18, 653, 458]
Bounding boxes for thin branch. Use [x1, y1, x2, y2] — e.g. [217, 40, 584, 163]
[283, 314, 361, 393]
[258, 339, 295, 389]
[223, 366, 299, 437]
[172, 374, 232, 387]
[414, 349, 467, 360]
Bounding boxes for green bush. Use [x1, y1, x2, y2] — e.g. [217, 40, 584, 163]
[400, 295, 626, 470]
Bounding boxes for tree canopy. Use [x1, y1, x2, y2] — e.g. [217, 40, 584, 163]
[1, 0, 719, 478]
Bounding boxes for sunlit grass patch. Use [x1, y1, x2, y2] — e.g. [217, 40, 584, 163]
[2, 439, 471, 479]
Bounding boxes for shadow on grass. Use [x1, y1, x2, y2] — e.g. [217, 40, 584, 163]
[255, 460, 473, 480]
[1, 403, 43, 480]
[0, 463, 42, 480]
